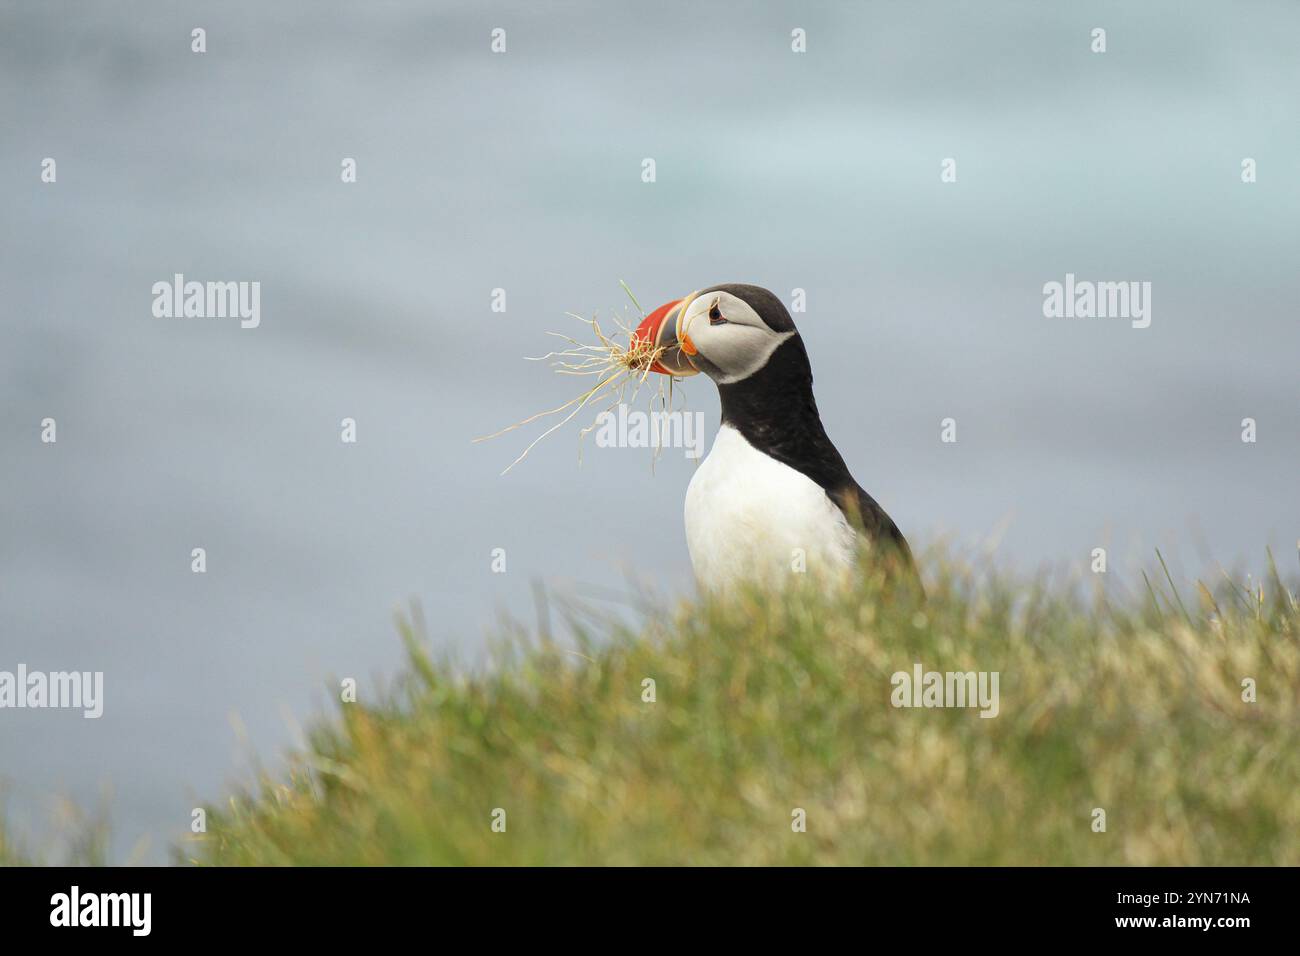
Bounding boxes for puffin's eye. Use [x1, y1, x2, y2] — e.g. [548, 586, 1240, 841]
[708, 302, 726, 325]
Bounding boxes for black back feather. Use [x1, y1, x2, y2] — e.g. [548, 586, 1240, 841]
[715, 324, 920, 589]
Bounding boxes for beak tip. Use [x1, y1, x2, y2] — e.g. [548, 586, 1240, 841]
[633, 297, 698, 376]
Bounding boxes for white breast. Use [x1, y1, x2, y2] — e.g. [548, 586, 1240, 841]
[684, 425, 858, 592]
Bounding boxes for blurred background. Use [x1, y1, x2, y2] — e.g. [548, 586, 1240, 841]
[2, 1, 1297, 862]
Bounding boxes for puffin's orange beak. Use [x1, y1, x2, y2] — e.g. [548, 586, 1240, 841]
[631, 293, 699, 376]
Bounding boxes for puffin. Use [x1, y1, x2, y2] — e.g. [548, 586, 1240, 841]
[634, 283, 919, 594]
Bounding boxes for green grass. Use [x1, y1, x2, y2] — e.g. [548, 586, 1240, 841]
[0, 795, 111, 868]
[0, 818, 27, 866]
[189, 550, 1300, 866]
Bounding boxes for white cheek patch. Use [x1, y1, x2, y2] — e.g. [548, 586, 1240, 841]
[710, 327, 795, 384]
[680, 293, 796, 384]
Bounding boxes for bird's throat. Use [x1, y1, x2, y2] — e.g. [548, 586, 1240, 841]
[716, 337, 852, 493]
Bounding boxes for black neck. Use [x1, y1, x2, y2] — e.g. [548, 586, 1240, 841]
[717, 337, 853, 493]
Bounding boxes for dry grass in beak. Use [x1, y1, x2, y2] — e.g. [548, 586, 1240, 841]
[474, 284, 687, 475]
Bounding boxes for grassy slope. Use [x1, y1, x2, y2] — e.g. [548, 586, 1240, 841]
[0, 822, 25, 866]
[193, 555, 1299, 866]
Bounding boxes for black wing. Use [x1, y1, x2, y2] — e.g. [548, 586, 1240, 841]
[829, 482, 923, 595]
